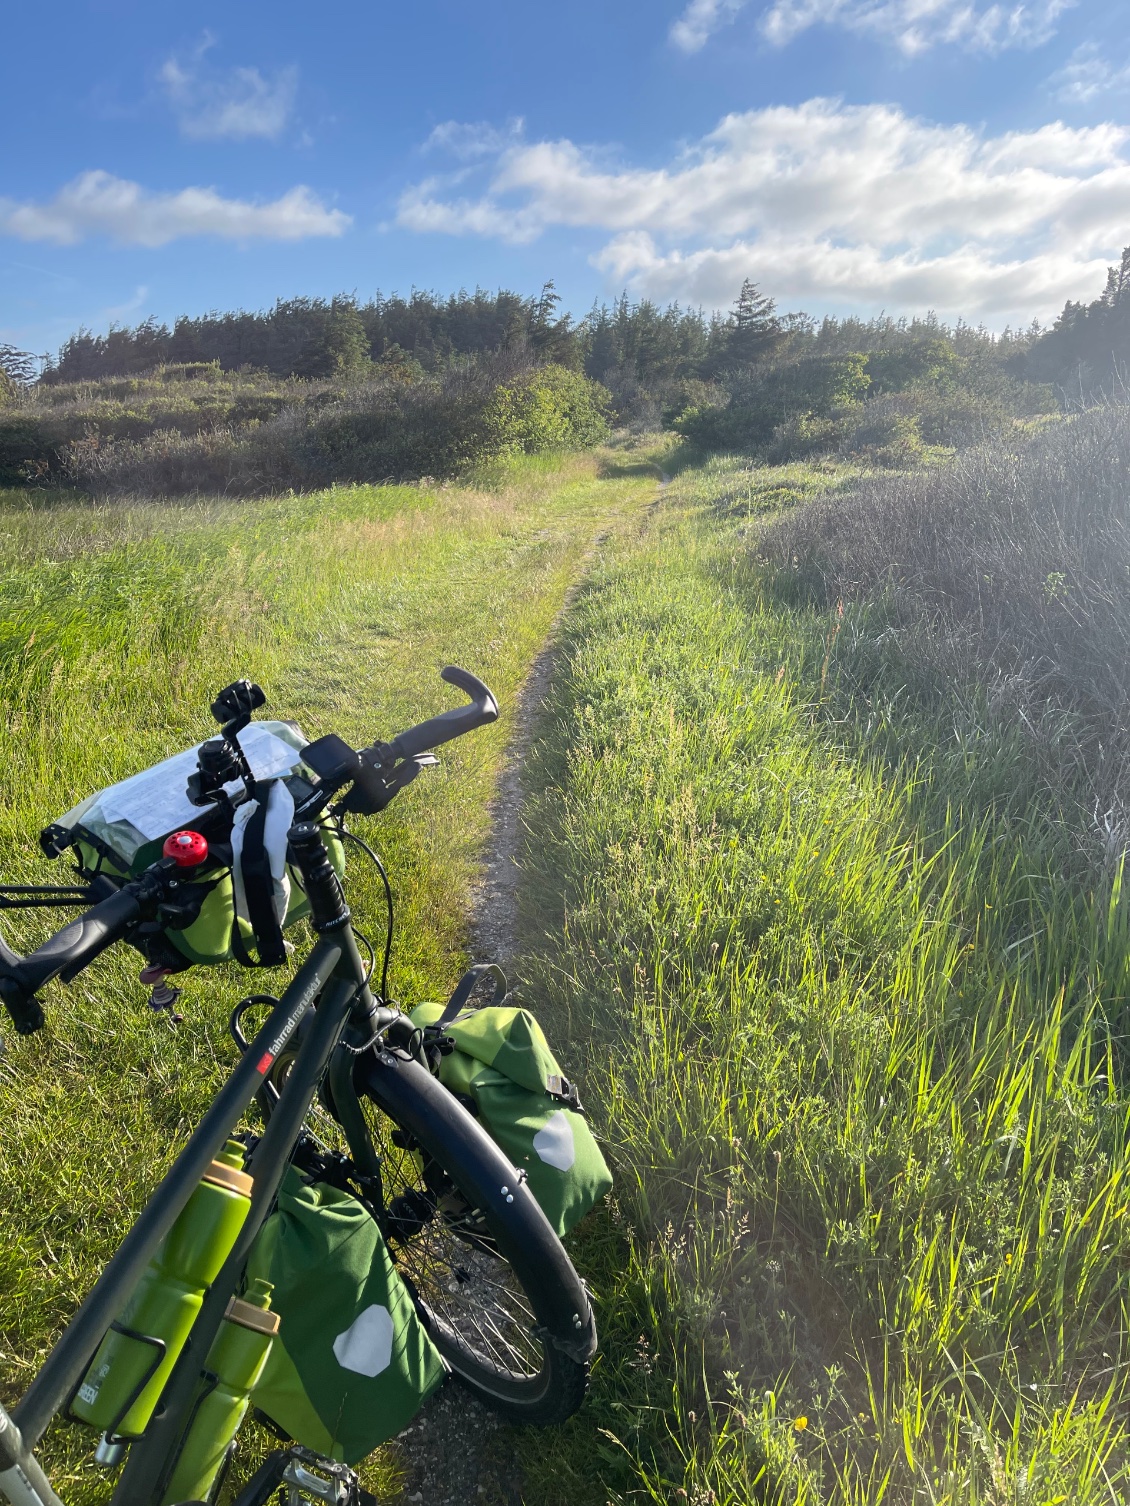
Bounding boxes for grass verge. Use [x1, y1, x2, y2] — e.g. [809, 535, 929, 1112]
[514, 454, 1130, 1504]
[0, 450, 654, 1503]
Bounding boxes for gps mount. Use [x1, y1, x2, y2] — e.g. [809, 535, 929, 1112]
[187, 680, 266, 809]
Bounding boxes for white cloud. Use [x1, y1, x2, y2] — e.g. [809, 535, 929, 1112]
[160, 33, 297, 141]
[424, 118, 525, 159]
[1051, 42, 1130, 104]
[396, 100, 1130, 321]
[0, 172, 350, 247]
[594, 233, 1107, 322]
[669, 0, 1071, 53]
[670, 0, 751, 52]
[760, 0, 1072, 54]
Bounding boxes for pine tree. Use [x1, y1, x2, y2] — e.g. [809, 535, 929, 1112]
[0, 345, 37, 387]
[724, 279, 785, 369]
[1102, 247, 1130, 308]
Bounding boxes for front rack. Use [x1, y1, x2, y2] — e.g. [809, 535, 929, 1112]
[0, 883, 101, 911]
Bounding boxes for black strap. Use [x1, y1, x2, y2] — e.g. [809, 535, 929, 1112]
[236, 784, 287, 967]
[69, 823, 129, 876]
[436, 963, 508, 1027]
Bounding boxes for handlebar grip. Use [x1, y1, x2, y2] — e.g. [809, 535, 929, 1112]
[0, 885, 143, 1032]
[388, 666, 498, 761]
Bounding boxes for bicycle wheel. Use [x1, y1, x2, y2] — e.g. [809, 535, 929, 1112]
[347, 1047, 595, 1425]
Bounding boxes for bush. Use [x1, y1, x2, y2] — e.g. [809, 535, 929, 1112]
[864, 337, 959, 394]
[764, 411, 845, 463]
[673, 354, 871, 453]
[57, 361, 611, 496]
[486, 365, 610, 453]
[840, 398, 928, 466]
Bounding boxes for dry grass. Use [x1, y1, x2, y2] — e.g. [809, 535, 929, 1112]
[758, 403, 1130, 833]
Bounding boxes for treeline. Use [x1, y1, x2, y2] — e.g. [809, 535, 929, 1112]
[37, 279, 1073, 394]
[27, 252, 1130, 412]
[6, 249, 1130, 494]
[1027, 247, 1130, 398]
[42, 287, 581, 385]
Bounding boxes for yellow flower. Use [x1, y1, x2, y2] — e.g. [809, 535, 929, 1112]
[794, 1416, 809, 1432]
[1005, 1253, 1013, 1265]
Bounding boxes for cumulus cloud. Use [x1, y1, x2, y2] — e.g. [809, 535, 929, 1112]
[161, 33, 297, 141]
[670, 0, 751, 52]
[0, 171, 350, 247]
[594, 233, 1106, 323]
[396, 100, 1130, 321]
[1051, 42, 1130, 104]
[668, 0, 1070, 53]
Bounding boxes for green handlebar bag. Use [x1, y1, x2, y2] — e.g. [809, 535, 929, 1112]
[408, 988, 613, 1237]
[43, 722, 344, 970]
[244, 1169, 446, 1464]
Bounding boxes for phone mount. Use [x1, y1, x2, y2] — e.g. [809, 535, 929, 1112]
[187, 680, 266, 809]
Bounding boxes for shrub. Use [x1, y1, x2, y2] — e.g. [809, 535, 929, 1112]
[486, 365, 610, 453]
[673, 354, 871, 453]
[764, 411, 845, 463]
[864, 337, 959, 393]
[840, 398, 928, 466]
[57, 361, 611, 496]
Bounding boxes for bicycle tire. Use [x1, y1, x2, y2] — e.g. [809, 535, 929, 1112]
[350, 1048, 595, 1425]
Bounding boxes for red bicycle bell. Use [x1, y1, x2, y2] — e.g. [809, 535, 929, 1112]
[163, 830, 209, 867]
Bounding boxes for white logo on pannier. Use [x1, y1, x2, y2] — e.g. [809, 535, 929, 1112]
[533, 1110, 576, 1172]
[332, 1304, 394, 1377]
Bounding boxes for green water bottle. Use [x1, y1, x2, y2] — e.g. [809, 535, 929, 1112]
[159, 1278, 279, 1505]
[73, 1140, 254, 1440]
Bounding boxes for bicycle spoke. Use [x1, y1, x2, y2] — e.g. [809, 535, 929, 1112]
[358, 1096, 545, 1382]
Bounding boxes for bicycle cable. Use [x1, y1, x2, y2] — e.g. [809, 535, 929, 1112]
[335, 825, 395, 1006]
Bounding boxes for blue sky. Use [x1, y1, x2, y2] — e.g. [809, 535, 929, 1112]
[3, 0, 1130, 357]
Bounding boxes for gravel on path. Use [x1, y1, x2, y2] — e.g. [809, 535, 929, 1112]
[388, 620, 563, 1506]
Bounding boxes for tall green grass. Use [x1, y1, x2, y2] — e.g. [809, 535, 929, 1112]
[515, 456, 1130, 1503]
[0, 452, 653, 1502]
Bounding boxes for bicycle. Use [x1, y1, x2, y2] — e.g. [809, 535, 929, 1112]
[0, 667, 596, 1506]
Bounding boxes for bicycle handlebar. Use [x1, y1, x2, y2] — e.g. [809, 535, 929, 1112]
[385, 666, 498, 761]
[0, 884, 143, 1034]
[0, 665, 499, 1036]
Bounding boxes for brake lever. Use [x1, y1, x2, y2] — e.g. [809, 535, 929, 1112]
[339, 753, 438, 816]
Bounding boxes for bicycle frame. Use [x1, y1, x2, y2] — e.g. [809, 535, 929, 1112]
[1, 916, 376, 1506]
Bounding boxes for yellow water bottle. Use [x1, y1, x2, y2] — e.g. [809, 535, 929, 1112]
[160, 1278, 280, 1505]
[73, 1141, 254, 1439]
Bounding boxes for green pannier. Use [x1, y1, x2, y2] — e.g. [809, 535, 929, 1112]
[409, 975, 613, 1237]
[42, 722, 344, 970]
[245, 1169, 447, 1464]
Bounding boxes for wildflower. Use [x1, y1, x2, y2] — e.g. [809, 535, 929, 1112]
[794, 1416, 809, 1432]
[1005, 1253, 1013, 1265]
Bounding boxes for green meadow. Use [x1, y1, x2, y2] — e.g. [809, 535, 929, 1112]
[3, 414, 1130, 1505]
[513, 442, 1130, 1504]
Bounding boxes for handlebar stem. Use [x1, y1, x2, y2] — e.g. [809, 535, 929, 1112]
[286, 824, 350, 933]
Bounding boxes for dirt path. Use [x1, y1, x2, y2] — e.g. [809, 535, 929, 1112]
[390, 470, 669, 1506]
[389, 590, 578, 1506]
